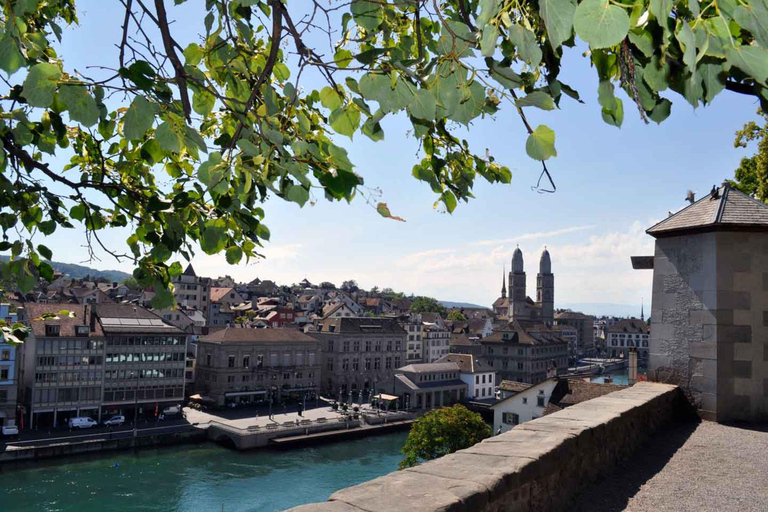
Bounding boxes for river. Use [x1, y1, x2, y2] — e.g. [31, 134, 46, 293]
[1, 432, 408, 512]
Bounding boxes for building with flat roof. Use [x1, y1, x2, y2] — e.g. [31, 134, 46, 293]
[393, 362, 467, 410]
[196, 327, 320, 406]
[17, 303, 186, 429]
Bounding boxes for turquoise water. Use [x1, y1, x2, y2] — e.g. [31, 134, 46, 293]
[1, 432, 408, 512]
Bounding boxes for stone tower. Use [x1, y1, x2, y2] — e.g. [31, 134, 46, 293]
[537, 248, 554, 323]
[508, 247, 526, 320]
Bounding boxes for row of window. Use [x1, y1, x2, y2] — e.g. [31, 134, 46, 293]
[220, 352, 317, 369]
[407, 335, 422, 341]
[35, 371, 102, 383]
[105, 368, 185, 380]
[34, 386, 101, 404]
[611, 339, 649, 347]
[106, 336, 185, 347]
[326, 356, 402, 372]
[37, 355, 103, 367]
[36, 338, 104, 353]
[418, 372, 457, 382]
[105, 352, 185, 364]
[331, 340, 401, 353]
[225, 371, 316, 384]
[104, 386, 183, 402]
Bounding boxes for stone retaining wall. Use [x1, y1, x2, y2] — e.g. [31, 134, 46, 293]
[287, 382, 686, 512]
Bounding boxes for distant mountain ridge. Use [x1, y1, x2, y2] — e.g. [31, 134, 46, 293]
[0, 255, 131, 283]
[440, 301, 486, 309]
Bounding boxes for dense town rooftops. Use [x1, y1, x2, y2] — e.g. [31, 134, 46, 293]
[22, 303, 103, 337]
[482, 320, 566, 346]
[449, 333, 479, 347]
[606, 318, 650, 334]
[435, 354, 488, 373]
[647, 184, 768, 237]
[314, 317, 406, 334]
[199, 326, 318, 344]
[498, 380, 533, 394]
[554, 310, 593, 320]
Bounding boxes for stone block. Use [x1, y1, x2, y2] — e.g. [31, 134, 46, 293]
[690, 342, 716, 360]
[734, 377, 754, 397]
[690, 375, 717, 395]
[734, 342, 753, 362]
[719, 325, 752, 344]
[404, 452, 530, 502]
[763, 272, 768, 292]
[732, 360, 753, 379]
[329, 469, 488, 512]
[694, 290, 718, 309]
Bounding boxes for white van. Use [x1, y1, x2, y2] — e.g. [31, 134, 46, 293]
[68, 417, 98, 429]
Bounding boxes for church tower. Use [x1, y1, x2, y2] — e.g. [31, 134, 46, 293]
[537, 248, 554, 323]
[508, 247, 527, 320]
[501, 263, 507, 299]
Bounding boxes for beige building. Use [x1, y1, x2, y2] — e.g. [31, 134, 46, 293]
[393, 362, 467, 410]
[606, 319, 650, 363]
[554, 310, 596, 357]
[310, 317, 407, 401]
[196, 327, 320, 406]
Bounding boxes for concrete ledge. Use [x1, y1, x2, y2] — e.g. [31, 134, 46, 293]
[285, 382, 685, 512]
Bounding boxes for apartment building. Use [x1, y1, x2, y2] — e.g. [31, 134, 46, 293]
[172, 264, 212, 320]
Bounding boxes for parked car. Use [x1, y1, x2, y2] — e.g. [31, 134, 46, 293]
[162, 405, 182, 417]
[1, 425, 19, 437]
[103, 415, 125, 427]
[68, 417, 98, 429]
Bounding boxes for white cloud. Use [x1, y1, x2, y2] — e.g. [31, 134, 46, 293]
[475, 225, 596, 246]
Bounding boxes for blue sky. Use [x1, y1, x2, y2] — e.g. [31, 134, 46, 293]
[19, 1, 764, 311]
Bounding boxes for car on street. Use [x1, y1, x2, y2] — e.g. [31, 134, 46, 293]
[68, 417, 98, 429]
[1, 425, 19, 437]
[103, 415, 125, 427]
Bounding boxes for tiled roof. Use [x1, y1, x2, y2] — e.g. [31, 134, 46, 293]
[210, 287, 237, 302]
[549, 378, 625, 408]
[22, 303, 103, 337]
[397, 362, 460, 373]
[435, 354, 488, 373]
[315, 317, 406, 334]
[183, 264, 197, 277]
[554, 311, 592, 320]
[482, 319, 564, 345]
[200, 326, 318, 344]
[498, 380, 532, 393]
[450, 333, 478, 346]
[607, 318, 649, 334]
[647, 184, 768, 237]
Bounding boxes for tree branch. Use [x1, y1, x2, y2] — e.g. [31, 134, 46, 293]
[154, 0, 191, 121]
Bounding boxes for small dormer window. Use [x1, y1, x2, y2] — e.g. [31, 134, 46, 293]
[75, 325, 90, 337]
[45, 324, 60, 337]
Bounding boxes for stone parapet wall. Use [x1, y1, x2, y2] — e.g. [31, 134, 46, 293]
[286, 382, 686, 512]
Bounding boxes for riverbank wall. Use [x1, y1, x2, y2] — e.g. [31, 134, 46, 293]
[0, 428, 207, 466]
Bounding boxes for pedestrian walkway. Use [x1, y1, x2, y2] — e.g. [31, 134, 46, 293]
[185, 404, 373, 430]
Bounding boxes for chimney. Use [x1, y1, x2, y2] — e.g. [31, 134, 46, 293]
[89, 305, 96, 331]
[628, 347, 638, 386]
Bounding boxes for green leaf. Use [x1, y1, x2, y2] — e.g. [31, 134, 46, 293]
[677, 22, 696, 70]
[525, 125, 557, 160]
[193, 88, 215, 116]
[183, 43, 204, 65]
[507, 25, 542, 66]
[477, 0, 502, 26]
[329, 106, 361, 138]
[351, 0, 383, 31]
[38, 261, 54, 282]
[407, 88, 437, 120]
[320, 86, 343, 110]
[200, 218, 227, 254]
[18, 273, 35, 293]
[700, 62, 726, 103]
[515, 91, 556, 110]
[362, 117, 385, 142]
[59, 85, 99, 127]
[286, 184, 309, 206]
[649, 98, 672, 123]
[734, 0, 768, 48]
[480, 25, 499, 57]
[225, 246, 243, 264]
[441, 191, 457, 214]
[450, 81, 485, 125]
[487, 60, 523, 89]
[256, 223, 270, 241]
[151, 289, 175, 309]
[37, 244, 52, 260]
[359, 73, 390, 100]
[725, 45, 768, 85]
[0, 37, 24, 75]
[376, 202, 406, 221]
[597, 80, 623, 127]
[156, 121, 182, 153]
[123, 96, 155, 140]
[650, 0, 674, 19]
[539, 0, 576, 50]
[38, 220, 56, 235]
[22, 63, 61, 107]
[334, 49, 353, 69]
[628, 29, 654, 58]
[574, 0, 630, 49]
[198, 152, 225, 190]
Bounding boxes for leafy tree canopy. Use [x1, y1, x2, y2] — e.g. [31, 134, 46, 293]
[410, 295, 446, 314]
[399, 404, 491, 468]
[121, 276, 141, 290]
[319, 281, 336, 289]
[1, 0, 767, 312]
[729, 110, 768, 200]
[341, 279, 359, 292]
[446, 310, 467, 321]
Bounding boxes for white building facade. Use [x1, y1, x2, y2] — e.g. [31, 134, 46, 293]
[491, 378, 559, 434]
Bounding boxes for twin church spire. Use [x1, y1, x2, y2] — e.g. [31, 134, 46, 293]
[500, 246, 554, 324]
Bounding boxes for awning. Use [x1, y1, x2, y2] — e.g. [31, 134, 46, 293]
[225, 390, 267, 397]
[374, 393, 399, 401]
[189, 394, 216, 402]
